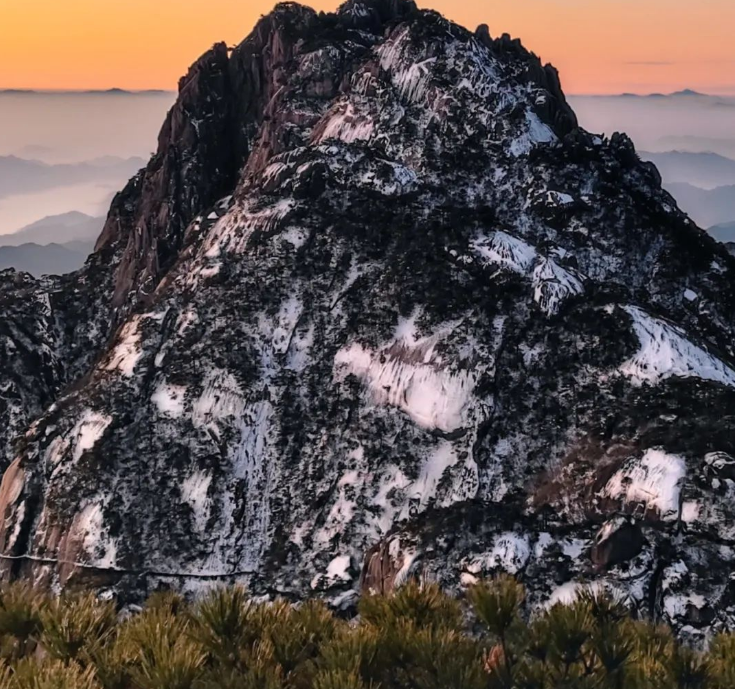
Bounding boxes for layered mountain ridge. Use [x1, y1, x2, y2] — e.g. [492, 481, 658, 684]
[0, 0, 734, 643]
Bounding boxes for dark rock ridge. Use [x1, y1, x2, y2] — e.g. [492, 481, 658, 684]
[1, 0, 735, 643]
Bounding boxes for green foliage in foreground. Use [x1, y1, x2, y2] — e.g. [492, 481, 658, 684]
[0, 578, 732, 688]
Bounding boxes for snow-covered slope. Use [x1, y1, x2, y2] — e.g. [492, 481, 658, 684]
[0, 0, 734, 643]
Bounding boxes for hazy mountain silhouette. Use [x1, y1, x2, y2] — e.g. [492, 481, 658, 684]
[641, 151, 735, 188]
[710, 221, 735, 243]
[0, 88, 173, 96]
[656, 136, 735, 158]
[665, 182, 735, 228]
[0, 212, 102, 275]
[616, 89, 708, 99]
[0, 211, 103, 247]
[0, 242, 92, 276]
[0, 155, 144, 199]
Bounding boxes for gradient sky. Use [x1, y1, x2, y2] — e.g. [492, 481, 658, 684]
[2, 0, 735, 95]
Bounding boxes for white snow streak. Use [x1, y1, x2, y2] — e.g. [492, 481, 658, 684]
[595, 517, 628, 545]
[532, 258, 584, 315]
[192, 370, 245, 430]
[378, 28, 437, 105]
[181, 471, 212, 531]
[509, 111, 556, 157]
[316, 102, 374, 144]
[620, 306, 735, 387]
[471, 231, 537, 275]
[547, 581, 628, 608]
[151, 383, 187, 418]
[326, 555, 352, 582]
[104, 316, 143, 376]
[601, 448, 686, 521]
[359, 161, 418, 196]
[271, 296, 303, 355]
[73, 412, 112, 461]
[471, 233, 583, 314]
[75, 501, 117, 568]
[45, 409, 112, 471]
[334, 323, 477, 433]
[479, 533, 531, 574]
[202, 199, 294, 259]
[407, 441, 459, 509]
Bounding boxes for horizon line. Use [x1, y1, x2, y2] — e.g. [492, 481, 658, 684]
[3, 87, 735, 98]
[0, 88, 176, 95]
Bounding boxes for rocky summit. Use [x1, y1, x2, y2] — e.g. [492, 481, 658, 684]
[0, 0, 734, 643]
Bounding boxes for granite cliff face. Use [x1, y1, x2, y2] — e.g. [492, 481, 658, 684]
[1, 0, 735, 643]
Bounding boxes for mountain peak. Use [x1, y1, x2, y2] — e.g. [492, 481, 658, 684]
[672, 88, 706, 97]
[0, 0, 733, 642]
[337, 0, 417, 25]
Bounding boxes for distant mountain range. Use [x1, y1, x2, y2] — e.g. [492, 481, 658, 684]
[664, 182, 735, 228]
[0, 211, 103, 276]
[0, 155, 144, 199]
[641, 151, 735, 188]
[0, 211, 103, 247]
[632, 151, 735, 235]
[11, 88, 719, 99]
[710, 222, 735, 244]
[575, 90, 735, 101]
[620, 89, 709, 99]
[0, 241, 94, 276]
[0, 88, 174, 96]
[655, 136, 735, 159]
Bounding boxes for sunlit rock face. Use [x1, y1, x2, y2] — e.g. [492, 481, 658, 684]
[0, 0, 735, 643]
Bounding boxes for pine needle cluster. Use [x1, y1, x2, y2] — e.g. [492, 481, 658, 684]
[0, 578, 730, 688]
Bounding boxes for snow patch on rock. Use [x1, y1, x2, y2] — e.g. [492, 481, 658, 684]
[316, 101, 375, 144]
[391, 540, 421, 588]
[46, 410, 112, 470]
[271, 296, 303, 355]
[509, 111, 556, 157]
[542, 190, 575, 206]
[406, 440, 478, 510]
[358, 161, 418, 196]
[72, 411, 112, 462]
[316, 462, 362, 546]
[601, 448, 686, 521]
[192, 370, 245, 430]
[327, 555, 352, 582]
[75, 501, 117, 569]
[664, 592, 708, 621]
[463, 533, 531, 576]
[547, 580, 629, 608]
[471, 234, 583, 313]
[334, 320, 479, 433]
[620, 306, 735, 387]
[378, 28, 437, 105]
[471, 230, 537, 275]
[202, 199, 295, 259]
[487, 533, 531, 574]
[532, 257, 584, 315]
[104, 316, 143, 376]
[151, 383, 187, 419]
[181, 471, 212, 531]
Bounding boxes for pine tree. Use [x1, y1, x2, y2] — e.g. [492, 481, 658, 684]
[39, 593, 116, 665]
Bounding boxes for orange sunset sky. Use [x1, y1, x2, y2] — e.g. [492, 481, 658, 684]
[2, 0, 734, 95]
